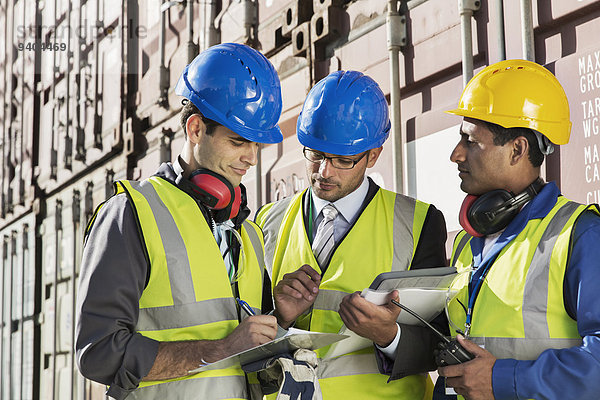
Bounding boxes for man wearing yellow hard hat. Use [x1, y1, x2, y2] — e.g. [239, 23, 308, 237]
[382, 59, 600, 400]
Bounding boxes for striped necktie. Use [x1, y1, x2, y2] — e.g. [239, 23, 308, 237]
[312, 204, 339, 267]
[214, 220, 235, 281]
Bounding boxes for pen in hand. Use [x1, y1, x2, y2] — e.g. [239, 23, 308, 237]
[236, 298, 256, 317]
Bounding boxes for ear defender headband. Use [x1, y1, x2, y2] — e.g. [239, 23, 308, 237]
[179, 169, 242, 220]
[459, 178, 545, 237]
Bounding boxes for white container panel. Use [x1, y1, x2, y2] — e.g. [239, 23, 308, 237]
[2, 329, 10, 400]
[59, 229, 75, 281]
[57, 292, 73, 353]
[23, 230, 35, 318]
[22, 320, 34, 400]
[10, 329, 22, 400]
[11, 236, 23, 321]
[57, 366, 71, 400]
[42, 291, 55, 354]
[41, 368, 53, 400]
[2, 238, 11, 326]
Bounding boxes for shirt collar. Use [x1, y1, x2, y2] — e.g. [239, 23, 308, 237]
[311, 177, 369, 224]
[173, 156, 185, 177]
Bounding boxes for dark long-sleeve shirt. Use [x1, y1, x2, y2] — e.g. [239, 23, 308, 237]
[76, 192, 159, 398]
[75, 163, 272, 399]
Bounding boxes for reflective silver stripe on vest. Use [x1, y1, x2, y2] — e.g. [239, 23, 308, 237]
[318, 353, 379, 379]
[522, 201, 582, 340]
[138, 297, 238, 331]
[260, 196, 294, 275]
[451, 233, 472, 267]
[312, 289, 349, 312]
[391, 194, 417, 272]
[129, 180, 196, 305]
[470, 336, 582, 360]
[242, 220, 265, 283]
[129, 375, 247, 400]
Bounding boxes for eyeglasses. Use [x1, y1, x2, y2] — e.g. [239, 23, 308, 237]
[303, 148, 368, 169]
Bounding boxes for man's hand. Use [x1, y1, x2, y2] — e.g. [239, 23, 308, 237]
[338, 290, 401, 347]
[437, 335, 496, 400]
[145, 315, 278, 381]
[206, 315, 278, 362]
[273, 264, 321, 329]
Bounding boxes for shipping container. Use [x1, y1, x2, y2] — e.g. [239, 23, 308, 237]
[40, 161, 125, 400]
[35, 0, 136, 197]
[0, 213, 39, 400]
[1, 0, 600, 398]
[0, 0, 39, 221]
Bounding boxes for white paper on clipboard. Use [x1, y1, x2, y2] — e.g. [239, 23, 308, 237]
[190, 328, 348, 373]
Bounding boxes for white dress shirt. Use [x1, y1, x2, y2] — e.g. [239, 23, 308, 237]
[310, 177, 400, 358]
[311, 176, 370, 241]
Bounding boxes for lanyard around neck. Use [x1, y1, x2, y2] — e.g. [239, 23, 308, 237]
[464, 259, 494, 337]
[307, 191, 314, 241]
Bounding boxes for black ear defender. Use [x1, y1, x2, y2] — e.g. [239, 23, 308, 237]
[459, 178, 545, 237]
[176, 169, 242, 220]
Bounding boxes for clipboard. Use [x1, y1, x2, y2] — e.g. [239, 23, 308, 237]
[324, 267, 457, 359]
[190, 328, 348, 373]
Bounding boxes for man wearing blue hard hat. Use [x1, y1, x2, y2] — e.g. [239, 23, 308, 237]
[76, 43, 305, 400]
[256, 70, 448, 399]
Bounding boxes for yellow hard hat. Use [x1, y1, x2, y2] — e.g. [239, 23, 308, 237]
[446, 59, 572, 145]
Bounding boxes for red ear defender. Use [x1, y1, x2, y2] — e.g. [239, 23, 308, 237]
[183, 169, 244, 220]
[188, 169, 235, 209]
[459, 195, 484, 237]
[229, 186, 242, 220]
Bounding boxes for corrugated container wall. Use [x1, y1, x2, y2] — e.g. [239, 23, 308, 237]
[0, 0, 599, 398]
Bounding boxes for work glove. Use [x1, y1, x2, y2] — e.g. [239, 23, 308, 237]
[243, 348, 322, 400]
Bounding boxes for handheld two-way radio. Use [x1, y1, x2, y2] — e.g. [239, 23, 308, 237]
[391, 299, 474, 366]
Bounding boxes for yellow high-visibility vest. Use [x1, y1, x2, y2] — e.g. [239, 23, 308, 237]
[116, 177, 265, 400]
[256, 188, 433, 400]
[449, 196, 599, 400]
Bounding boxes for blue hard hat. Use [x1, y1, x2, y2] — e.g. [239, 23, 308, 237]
[297, 70, 391, 155]
[175, 43, 283, 144]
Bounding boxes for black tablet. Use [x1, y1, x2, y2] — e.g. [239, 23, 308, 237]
[369, 266, 457, 291]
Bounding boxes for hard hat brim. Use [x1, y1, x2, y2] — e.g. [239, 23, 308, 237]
[445, 108, 571, 146]
[297, 127, 389, 156]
